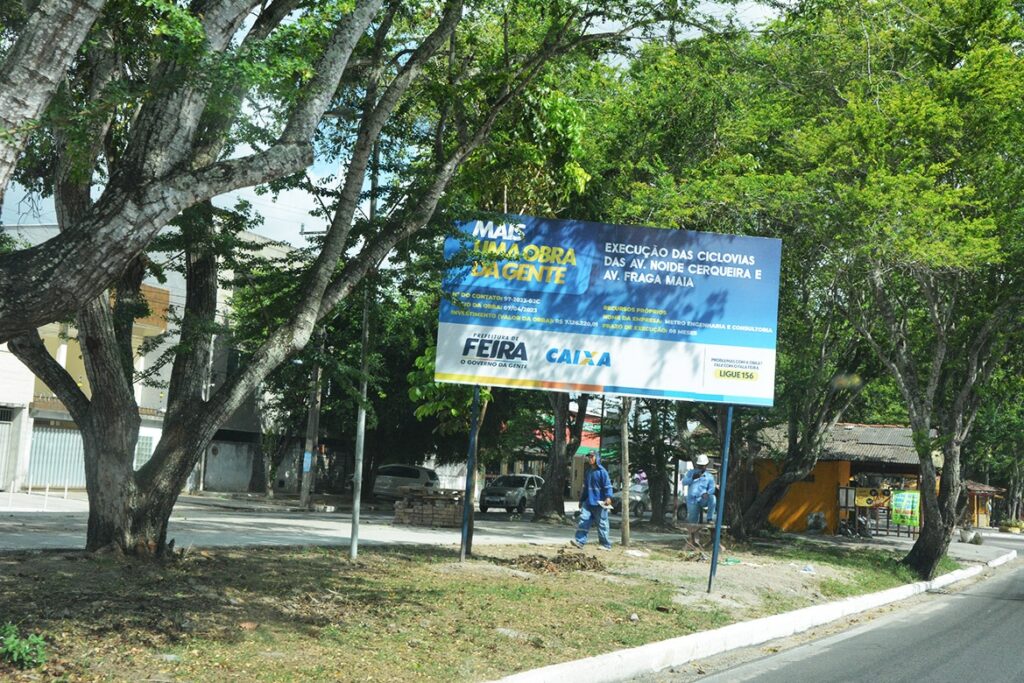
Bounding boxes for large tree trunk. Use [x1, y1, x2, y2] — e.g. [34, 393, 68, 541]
[80, 403, 147, 552]
[903, 439, 960, 579]
[533, 393, 570, 520]
[533, 393, 590, 521]
[738, 477, 788, 536]
[87, 436, 211, 555]
[646, 400, 670, 524]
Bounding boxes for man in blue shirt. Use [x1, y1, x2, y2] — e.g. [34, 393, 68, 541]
[571, 451, 614, 550]
[682, 454, 717, 524]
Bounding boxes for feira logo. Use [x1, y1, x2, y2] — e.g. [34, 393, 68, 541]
[462, 337, 528, 361]
[470, 220, 526, 241]
[545, 348, 612, 367]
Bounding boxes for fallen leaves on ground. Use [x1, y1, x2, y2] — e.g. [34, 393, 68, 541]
[507, 548, 606, 574]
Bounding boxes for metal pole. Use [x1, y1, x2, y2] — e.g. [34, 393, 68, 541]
[673, 458, 680, 522]
[708, 405, 734, 593]
[299, 333, 324, 509]
[198, 449, 206, 492]
[459, 386, 481, 562]
[351, 142, 379, 559]
[350, 284, 371, 561]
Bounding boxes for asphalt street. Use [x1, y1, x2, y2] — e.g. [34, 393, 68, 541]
[639, 541, 1024, 683]
[0, 491, 669, 551]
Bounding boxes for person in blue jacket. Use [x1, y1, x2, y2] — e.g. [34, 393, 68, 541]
[571, 451, 614, 550]
[682, 454, 717, 524]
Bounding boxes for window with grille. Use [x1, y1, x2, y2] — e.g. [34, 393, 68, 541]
[134, 436, 154, 469]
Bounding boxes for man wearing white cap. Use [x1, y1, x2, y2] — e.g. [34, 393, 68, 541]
[681, 454, 716, 524]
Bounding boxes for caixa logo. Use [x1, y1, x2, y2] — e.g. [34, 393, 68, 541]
[545, 348, 611, 367]
[462, 337, 528, 361]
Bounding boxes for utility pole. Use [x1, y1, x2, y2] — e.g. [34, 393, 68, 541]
[299, 332, 324, 508]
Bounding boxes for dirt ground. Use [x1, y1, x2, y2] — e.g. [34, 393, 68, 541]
[473, 539, 858, 616]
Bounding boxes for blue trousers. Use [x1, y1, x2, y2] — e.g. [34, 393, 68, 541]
[686, 494, 717, 524]
[575, 503, 611, 548]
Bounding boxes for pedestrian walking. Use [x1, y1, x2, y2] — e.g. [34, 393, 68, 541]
[571, 451, 614, 550]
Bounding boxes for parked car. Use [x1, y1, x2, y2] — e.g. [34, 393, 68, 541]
[611, 483, 651, 520]
[479, 474, 544, 514]
[612, 482, 689, 521]
[372, 464, 439, 499]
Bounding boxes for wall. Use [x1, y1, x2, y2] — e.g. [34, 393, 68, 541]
[203, 441, 255, 492]
[755, 460, 851, 533]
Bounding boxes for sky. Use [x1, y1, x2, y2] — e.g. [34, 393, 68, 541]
[1, 180, 329, 247]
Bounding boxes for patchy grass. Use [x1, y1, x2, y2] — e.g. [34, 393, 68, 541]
[0, 541, 963, 682]
[751, 540, 963, 599]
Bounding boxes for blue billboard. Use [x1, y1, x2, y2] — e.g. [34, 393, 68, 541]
[435, 215, 781, 406]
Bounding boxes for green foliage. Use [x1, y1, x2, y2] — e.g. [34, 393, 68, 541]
[965, 364, 1024, 485]
[0, 231, 16, 255]
[0, 623, 47, 670]
[139, 0, 206, 48]
[407, 345, 491, 434]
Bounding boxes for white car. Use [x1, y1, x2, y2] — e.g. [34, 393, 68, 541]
[479, 474, 544, 514]
[372, 464, 439, 499]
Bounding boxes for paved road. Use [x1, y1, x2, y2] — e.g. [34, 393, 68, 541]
[641, 545, 1024, 683]
[0, 492, 671, 551]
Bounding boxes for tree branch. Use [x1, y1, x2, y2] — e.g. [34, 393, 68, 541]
[7, 331, 91, 423]
[165, 204, 220, 423]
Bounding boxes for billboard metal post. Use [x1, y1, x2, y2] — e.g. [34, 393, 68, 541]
[708, 405, 734, 593]
[459, 385, 481, 562]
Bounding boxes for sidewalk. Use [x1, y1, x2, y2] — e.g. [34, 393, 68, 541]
[783, 529, 1012, 565]
[178, 490, 583, 515]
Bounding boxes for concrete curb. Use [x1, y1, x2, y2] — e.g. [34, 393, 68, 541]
[490, 549, 1017, 683]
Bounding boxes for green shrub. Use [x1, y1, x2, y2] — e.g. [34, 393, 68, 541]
[0, 623, 47, 669]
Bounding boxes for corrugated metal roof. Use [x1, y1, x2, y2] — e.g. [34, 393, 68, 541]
[819, 424, 921, 465]
[760, 424, 932, 466]
[964, 479, 1005, 494]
